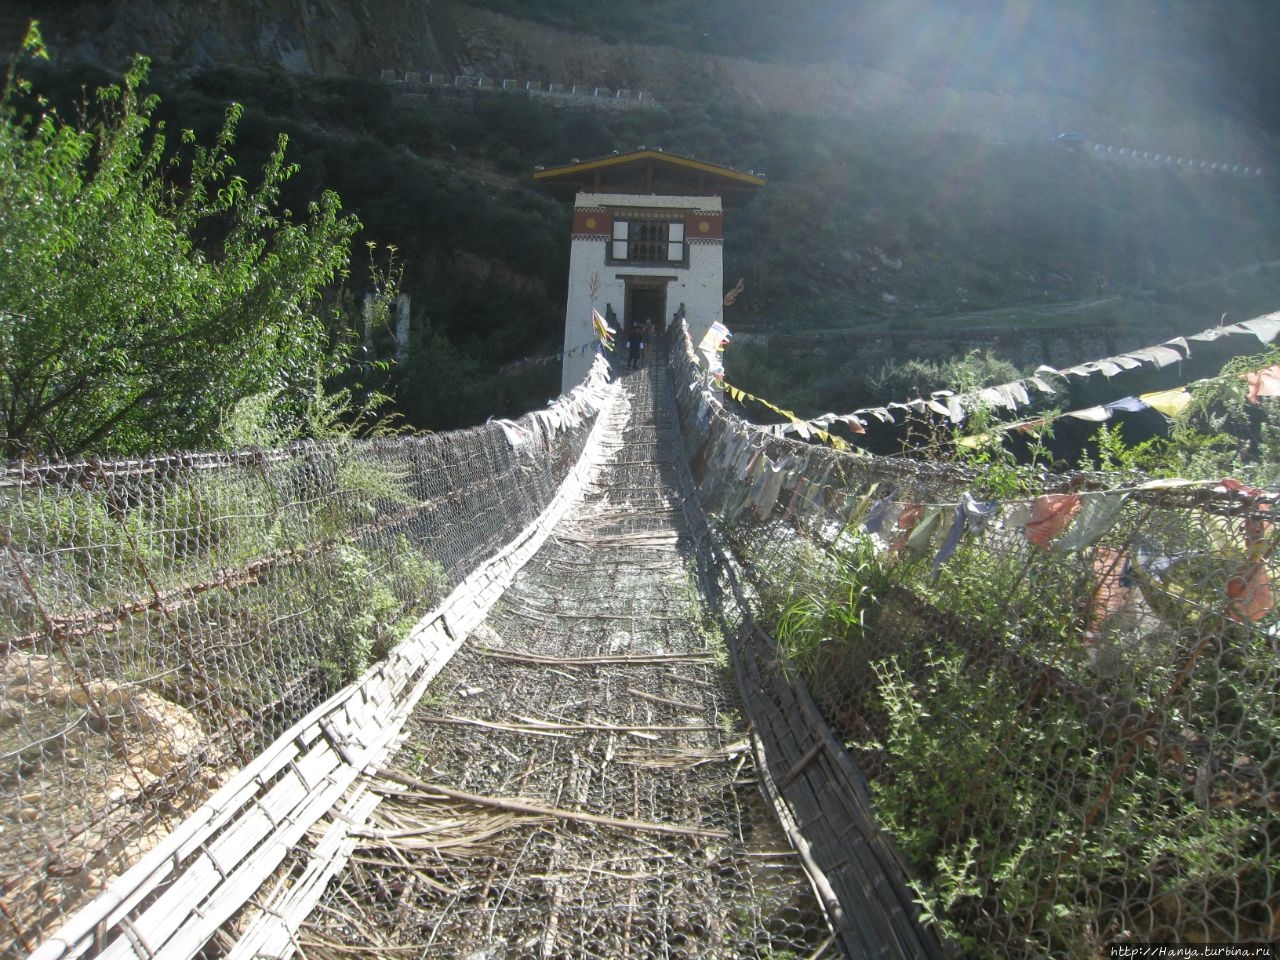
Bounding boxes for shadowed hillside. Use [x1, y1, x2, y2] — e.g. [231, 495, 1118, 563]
[3, 0, 1279, 427]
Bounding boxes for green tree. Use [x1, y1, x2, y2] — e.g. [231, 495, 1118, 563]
[0, 25, 361, 458]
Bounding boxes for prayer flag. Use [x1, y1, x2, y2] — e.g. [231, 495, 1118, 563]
[1218, 478, 1275, 622]
[1138, 388, 1192, 416]
[1239, 314, 1280, 344]
[1052, 492, 1128, 553]
[1245, 365, 1280, 403]
[1025, 494, 1082, 548]
[699, 321, 732, 353]
[1226, 565, 1273, 623]
[1067, 406, 1111, 422]
[1104, 396, 1149, 413]
[592, 308, 616, 351]
[932, 504, 966, 576]
[1126, 345, 1184, 368]
[1085, 546, 1137, 636]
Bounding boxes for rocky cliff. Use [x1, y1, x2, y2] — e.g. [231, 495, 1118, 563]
[2, 0, 460, 77]
[5, 1, 1273, 163]
[445, 6, 1273, 164]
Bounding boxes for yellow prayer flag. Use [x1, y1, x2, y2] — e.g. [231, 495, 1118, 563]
[1139, 387, 1192, 417]
[592, 308, 616, 349]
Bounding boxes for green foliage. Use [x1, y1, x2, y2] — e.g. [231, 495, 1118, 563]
[871, 351, 1022, 404]
[727, 344, 1024, 424]
[8, 455, 443, 715]
[923, 541, 1084, 647]
[1079, 347, 1280, 485]
[863, 646, 1101, 954]
[861, 641, 1271, 957]
[1157, 348, 1280, 485]
[219, 392, 296, 451]
[300, 535, 447, 690]
[773, 528, 894, 676]
[19, 32, 1280, 433]
[309, 543, 393, 688]
[0, 30, 360, 458]
[13, 10, 1280, 436]
[755, 470, 1278, 954]
[142, 475, 279, 563]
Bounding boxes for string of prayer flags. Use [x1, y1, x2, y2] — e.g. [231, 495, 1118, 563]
[824, 311, 1280, 441]
[684, 324, 1277, 629]
[721, 380, 849, 450]
[696, 362, 1274, 624]
[498, 338, 608, 375]
[950, 370, 1267, 451]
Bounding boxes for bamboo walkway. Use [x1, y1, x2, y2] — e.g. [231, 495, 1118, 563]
[285, 354, 832, 958]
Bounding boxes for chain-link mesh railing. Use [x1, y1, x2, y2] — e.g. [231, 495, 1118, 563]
[672, 324, 1279, 957]
[2, 360, 611, 956]
[12, 314, 1280, 960]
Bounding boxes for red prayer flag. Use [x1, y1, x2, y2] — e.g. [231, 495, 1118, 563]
[1245, 365, 1280, 403]
[1025, 494, 1082, 548]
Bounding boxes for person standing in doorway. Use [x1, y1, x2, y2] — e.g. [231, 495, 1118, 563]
[627, 322, 641, 370]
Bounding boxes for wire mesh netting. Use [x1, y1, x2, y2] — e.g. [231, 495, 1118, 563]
[284, 349, 833, 959]
[671, 326, 1280, 956]
[10, 312, 1279, 960]
[1, 369, 608, 956]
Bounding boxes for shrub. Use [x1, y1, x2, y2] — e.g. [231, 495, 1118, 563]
[0, 26, 359, 458]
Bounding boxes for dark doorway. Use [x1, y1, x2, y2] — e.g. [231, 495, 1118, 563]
[626, 285, 666, 330]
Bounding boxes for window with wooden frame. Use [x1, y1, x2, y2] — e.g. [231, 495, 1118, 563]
[609, 218, 687, 265]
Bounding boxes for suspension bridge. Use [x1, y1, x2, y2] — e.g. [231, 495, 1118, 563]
[4, 321, 1278, 958]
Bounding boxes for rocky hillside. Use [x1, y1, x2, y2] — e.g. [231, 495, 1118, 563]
[448, 5, 1273, 165]
[4, 1, 1280, 425]
[7, 1, 1277, 164]
[1, 0, 460, 78]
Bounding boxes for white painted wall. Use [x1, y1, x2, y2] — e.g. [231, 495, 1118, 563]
[561, 193, 724, 393]
[562, 235, 610, 393]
